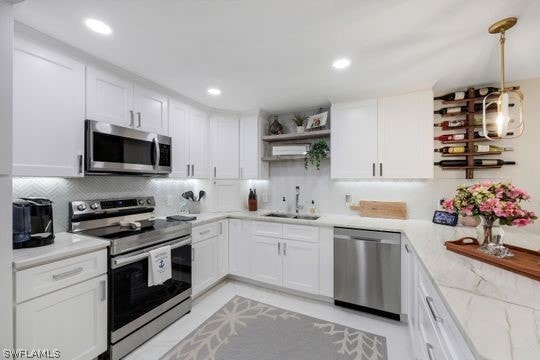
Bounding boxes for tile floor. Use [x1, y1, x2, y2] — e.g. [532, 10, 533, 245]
[125, 280, 415, 360]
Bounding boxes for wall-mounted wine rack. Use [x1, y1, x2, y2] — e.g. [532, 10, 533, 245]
[434, 87, 518, 179]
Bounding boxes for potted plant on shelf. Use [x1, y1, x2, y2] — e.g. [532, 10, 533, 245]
[304, 140, 330, 170]
[291, 113, 308, 133]
[442, 181, 537, 254]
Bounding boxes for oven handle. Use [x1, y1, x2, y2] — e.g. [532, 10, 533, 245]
[112, 238, 191, 269]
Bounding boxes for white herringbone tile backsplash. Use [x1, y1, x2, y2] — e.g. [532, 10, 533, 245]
[13, 177, 193, 232]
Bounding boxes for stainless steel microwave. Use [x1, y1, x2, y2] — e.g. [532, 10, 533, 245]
[85, 120, 172, 175]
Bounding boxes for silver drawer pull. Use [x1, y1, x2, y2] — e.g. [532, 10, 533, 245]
[199, 229, 211, 235]
[404, 243, 410, 253]
[52, 267, 84, 281]
[426, 343, 435, 360]
[426, 296, 443, 322]
[283, 242, 287, 255]
[278, 242, 281, 255]
[100, 280, 107, 301]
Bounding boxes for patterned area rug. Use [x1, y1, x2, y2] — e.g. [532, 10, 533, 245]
[161, 296, 388, 360]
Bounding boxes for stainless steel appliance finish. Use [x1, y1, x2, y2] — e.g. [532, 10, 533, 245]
[334, 227, 401, 319]
[85, 120, 172, 176]
[69, 196, 192, 359]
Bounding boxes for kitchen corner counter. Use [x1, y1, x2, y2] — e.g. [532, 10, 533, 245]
[187, 210, 540, 360]
[12, 232, 110, 270]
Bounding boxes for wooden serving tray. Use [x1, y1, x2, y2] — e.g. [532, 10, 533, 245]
[445, 237, 540, 281]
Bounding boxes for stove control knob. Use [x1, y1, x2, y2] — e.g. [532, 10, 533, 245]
[147, 199, 153, 205]
[77, 203, 87, 211]
[90, 202, 100, 210]
[138, 199, 145, 205]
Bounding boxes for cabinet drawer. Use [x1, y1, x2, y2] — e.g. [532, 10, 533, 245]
[253, 221, 283, 238]
[16, 249, 107, 303]
[192, 222, 218, 243]
[283, 224, 319, 243]
[417, 285, 450, 360]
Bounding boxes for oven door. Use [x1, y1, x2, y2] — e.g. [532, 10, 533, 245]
[85, 120, 171, 175]
[110, 236, 191, 343]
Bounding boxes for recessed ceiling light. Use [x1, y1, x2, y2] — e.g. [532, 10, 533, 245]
[84, 18, 112, 35]
[332, 58, 351, 70]
[207, 88, 221, 96]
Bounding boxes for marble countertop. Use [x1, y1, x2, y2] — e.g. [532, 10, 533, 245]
[12, 232, 110, 270]
[187, 210, 540, 360]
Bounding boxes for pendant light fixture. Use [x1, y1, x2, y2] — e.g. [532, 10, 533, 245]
[482, 17, 524, 140]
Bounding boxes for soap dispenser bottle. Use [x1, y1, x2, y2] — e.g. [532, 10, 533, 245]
[309, 200, 317, 214]
[280, 196, 288, 213]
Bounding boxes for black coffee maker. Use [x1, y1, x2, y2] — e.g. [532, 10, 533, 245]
[13, 198, 55, 249]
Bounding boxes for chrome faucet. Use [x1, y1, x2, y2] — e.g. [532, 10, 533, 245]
[295, 186, 303, 213]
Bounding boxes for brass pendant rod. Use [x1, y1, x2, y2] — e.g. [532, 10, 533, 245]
[499, 31, 506, 92]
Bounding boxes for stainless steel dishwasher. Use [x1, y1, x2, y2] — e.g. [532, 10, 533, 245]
[334, 227, 401, 320]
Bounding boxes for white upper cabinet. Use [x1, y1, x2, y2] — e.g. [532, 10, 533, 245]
[331, 99, 378, 179]
[13, 38, 85, 177]
[239, 110, 269, 179]
[188, 108, 210, 178]
[86, 67, 168, 135]
[134, 85, 168, 135]
[86, 67, 134, 127]
[210, 112, 239, 179]
[378, 90, 434, 179]
[168, 100, 190, 178]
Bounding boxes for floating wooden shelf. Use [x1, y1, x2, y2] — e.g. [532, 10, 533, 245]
[261, 155, 330, 162]
[261, 129, 330, 142]
[441, 152, 502, 157]
[439, 86, 520, 105]
[441, 165, 502, 170]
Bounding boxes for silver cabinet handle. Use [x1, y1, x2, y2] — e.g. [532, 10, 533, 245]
[137, 112, 141, 128]
[426, 343, 435, 360]
[372, 163, 375, 177]
[192, 247, 195, 262]
[199, 229, 211, 235]
[379, 163, 383, 177]
[191, 164, 194, 177]
[187, 164, 190, 177]
[78, 154, 83, 174]
[283, 242, 287, 255]
[129, 110, 135, 127]
[52, 267, 84, 281]
[426, 296, 443, 322]
[278, 242, 281, 255]
[404, 243, 410, 253]
[100, 280, 107, 301]
[214, 166, 217, 178]
[219, 222, 223, 235]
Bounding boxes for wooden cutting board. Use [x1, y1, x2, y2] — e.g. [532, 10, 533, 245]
[350, 201, 408, 220]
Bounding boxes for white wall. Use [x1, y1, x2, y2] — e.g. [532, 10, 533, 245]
[267, 78, 540, 234]
[0, 0, 13, 350]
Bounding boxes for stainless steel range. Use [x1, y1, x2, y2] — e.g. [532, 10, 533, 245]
[69, 197, 192, 360]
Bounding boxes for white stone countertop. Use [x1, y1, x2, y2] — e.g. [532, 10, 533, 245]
[12, 232, 110, 270]
[186, 210, 540, 360]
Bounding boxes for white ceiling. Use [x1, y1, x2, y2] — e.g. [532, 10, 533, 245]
[13, 0, 540, 113]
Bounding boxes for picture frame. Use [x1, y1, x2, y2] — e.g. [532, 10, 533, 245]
[305, 111, 328, 130]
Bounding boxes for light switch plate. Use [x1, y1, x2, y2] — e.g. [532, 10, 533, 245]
[263, 192, 269, 203]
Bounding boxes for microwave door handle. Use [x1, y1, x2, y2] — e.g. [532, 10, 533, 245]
[152, 137, 160, 170]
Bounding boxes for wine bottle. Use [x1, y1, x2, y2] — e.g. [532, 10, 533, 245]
[434, 159, 516, 167]
[434, 146, 467, 154]
[434, 134, 467, 141]
[434, 103, 514, 115]
[434, 87, 519, 101]
[434, 91, 467, 101]
[434, 119, 467, 129]
[474, 145, 514, 153]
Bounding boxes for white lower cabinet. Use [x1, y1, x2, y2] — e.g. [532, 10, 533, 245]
[282, 240, 319, 293]
[228, 219, 252, 277]
[192, 235, 218, 296]
[217, 220, 229, 278]
[15, 252, 107, 360]
[252, 235, 282, 286]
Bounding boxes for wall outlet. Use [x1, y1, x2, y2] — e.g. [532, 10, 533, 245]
[345, 194, 352, 206]
[262, 192, 269, 203]
[167, 195, 174, 206]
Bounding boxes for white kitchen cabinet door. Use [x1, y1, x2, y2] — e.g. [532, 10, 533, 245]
[378, 90, 434, 179]
[229, 219, 251, 277]
[331, 100, 378, 179]
[210, 113, 239, 179]
[212, 180, 240, 212]
[16, 274, 107, 360]
[86, 67, 134, 127]
[239, 111, 268, 179]
[192, 236, 218, 295]
[168, 100, 190, 178]
[217, 220, 229, 278]
[252, 235, 282, 286]
[282, 240, 319, 294]
[133, 85, 168, 135]
[13, 38, 85, 177]
[188, 108, 210, 178]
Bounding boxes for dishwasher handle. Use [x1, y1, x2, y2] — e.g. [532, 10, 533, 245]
[334, 233, 401, 245]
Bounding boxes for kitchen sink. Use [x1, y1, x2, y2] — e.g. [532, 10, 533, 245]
[264, 213, 320, 220]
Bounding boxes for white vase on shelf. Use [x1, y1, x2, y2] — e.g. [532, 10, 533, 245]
[296, 126, 305, 133]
